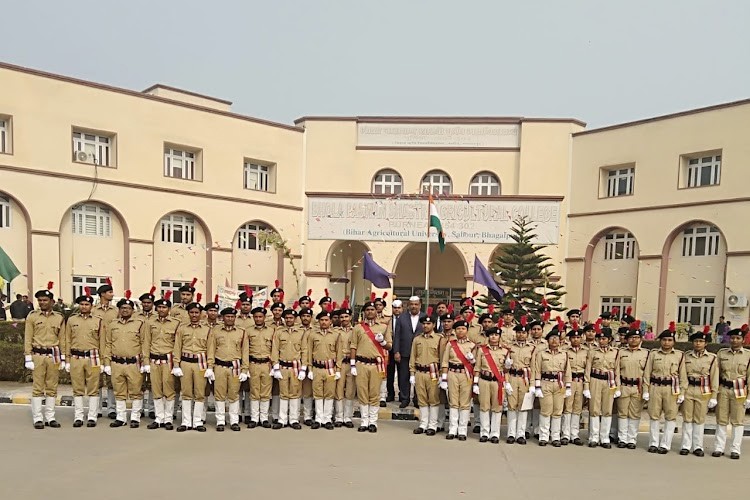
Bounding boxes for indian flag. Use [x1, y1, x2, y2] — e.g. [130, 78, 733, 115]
[428, 194, 446, 252]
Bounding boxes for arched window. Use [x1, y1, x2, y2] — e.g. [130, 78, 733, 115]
[72, 203, 112, 237]
[469, 172, 501, 195]
[421, 170, 452, 195]
[372, 169, 403, 195]
[237, 222, 270, 251]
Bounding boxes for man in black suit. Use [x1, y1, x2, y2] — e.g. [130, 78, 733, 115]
[384, 300, 404, 403]
[393, 296, 426, 408]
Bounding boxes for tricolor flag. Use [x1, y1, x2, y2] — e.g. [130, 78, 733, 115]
[428, 194, 445, 252]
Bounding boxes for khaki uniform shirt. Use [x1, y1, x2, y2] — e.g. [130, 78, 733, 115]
[272, 326, 308, 366]
[564, 346, 588, 379]
[467, 323, 484, 345]
[582, 340, 598, 352]
[208, 325, 248, 372]
[529, 337, 548, 350]
[173, 323, 211, 365]
[438, 331, 456, 366]
[64, 313, 103, 358]
[474, 344, 510, 378]
[309, 328, 340, 368]
[169, 303, 190, 324]
[409, 333, 441, 373]
[334, 326, 354, 366]
[684, 350, 719, 395]
[376, 313, 391, 326]
[500, 325, 516, 345]
[618, 347, 650, 382]
[508, 341, 536, 370]
[584, 346, 620, 391]
[145, 316, 181, 357]
[92, 303, 118, 326]
[441, 337, 476, 370]
[24, 310, 66, 356]
[247, 324, 274, 360]
[235, 314, 254, 333]
[103, 317, 147, 365]
[136, 310, 156, 324]
[643, 349, 687, 394]
[716, 348, 750, 383]
[532, 348, 572, 386]
[350, 320, 392, 357]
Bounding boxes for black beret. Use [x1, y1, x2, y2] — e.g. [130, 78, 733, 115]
[185, 302, 203, 312]
[270, 302, 285, 310]
[35, 289, 54, 299]
[220, 307, 237, 316]
[75, 295, 94, 305]
[117, 298, 135, 308]
[283, 309, 298, 317]
[96, 284, 113, 295]
[204, 302, 219, 311]
[316, 311, 332, 320]
[453, 320, 468, 329]
[251, 307, 267, 315]
[139, 292, 156, 302]
[178, 284, 196, 293]
[419, 315, 434, 324]
[298, 307, 314, 316]
[484, 327, 501, 336]
[440, 312, 456, 321]
[154, 298, 172, 308]
[362, 301, 377, 309]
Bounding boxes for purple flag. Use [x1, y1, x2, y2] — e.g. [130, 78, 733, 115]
[473, 255, 504, 302]
[363, 252, 392, 289]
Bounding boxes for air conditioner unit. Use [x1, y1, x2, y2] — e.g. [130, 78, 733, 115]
[74, 151, 96, 163]
[726, 293, 748, 308]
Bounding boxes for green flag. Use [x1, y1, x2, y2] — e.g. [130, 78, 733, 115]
[0, 246, 20, 283]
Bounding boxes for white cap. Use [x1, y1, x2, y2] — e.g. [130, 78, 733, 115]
[409, 295, 421, 302]
[392, 299, 403, 307]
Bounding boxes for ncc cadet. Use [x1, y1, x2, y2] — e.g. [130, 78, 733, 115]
[172, 299, 211, 432]
[615, 323, 649, 449]
[561, 326, 587, 445]
[472, 326, 511, 443]
[270, 280, 284, 303]
[409, 315, 441, 436]
[350, 299, 392, 432]
[374, 293, 389, 323]
[103, 292, 147, 428]
[566, 305, 586, 329]
[584, 326, 619, 448]
[581, 323, 598, 350]
[458, 306, 482, 432]
[268, 299, 285, 328]
[500, 307, 517, 345]
[170, 278, 198, 324]
[65, 288, 103, 428]
[440, 319, 476, 441]
[334, 301, 356, 427]
[93, 279, 118, 419]
[268, 298, 286, 422]
[680, 327, 718, 456]
[309, 309, 340, 429]
[143, 292, 183, 430]
[199, 296, 220, 423]
[713, 326, 750, 459]
[206, 307, 248, 431]
[478, 308, 496, 336]
[235, 288, 254, 423]
[298, 306, 317, 425]
[203, 296, 221, 327]
[436, 311, 456, 431]
[271, 307, 308, 430]
[531, 329, 572, 447]
[643, 323, 687, 454]
[24, 282, 66, 429]
[247, 302, 274, 427]
[374, 294, 392, 409]
[138, 287, 157, 419]
[528, 319, 548, 349]
[506, 323, 534, 444]
[298, 290, 313, 312]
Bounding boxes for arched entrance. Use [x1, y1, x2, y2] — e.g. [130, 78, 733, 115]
[393, 243, 466, 307]
[327, 240, 371, 304]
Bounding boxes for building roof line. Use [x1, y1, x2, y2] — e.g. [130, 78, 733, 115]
[141, 83, 233, 106]
[295, 115, 586, 127]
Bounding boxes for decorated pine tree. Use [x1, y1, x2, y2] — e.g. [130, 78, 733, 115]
[477, 216, 565, 320]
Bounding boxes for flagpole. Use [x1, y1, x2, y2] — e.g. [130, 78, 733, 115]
[424, 189, 432, 309]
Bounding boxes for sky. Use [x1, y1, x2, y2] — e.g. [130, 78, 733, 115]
[2, 1, 749, 128]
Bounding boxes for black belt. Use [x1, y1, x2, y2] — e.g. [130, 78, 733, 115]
[509, 368, 527, 376]
[279, 360, 297, 368]
[32, 347, 54, 355]
[650, 377, 672, 386]
[480, 372, 499, 382]
[70, 349, 92, 357]
[621, 377, 640, 386]
[356, 356, 378, 364]
[249, 356, 270, 364]
[688, 378, 703, 387]
[342, 357, 350, 364]
[591, 372, 609, 381]
[720, 379, 736, 389]
[312, 360, 333, 369]
[415, 365, 433, 373]
[181, 355, 199, 363]
[112, 356, 137, 365]
[541, 372, 560, 381]
[149, 353, 169, 361]
[448, 363, 465, 372]
[215, 358, 234, 367]
[571, 372, 584, 381]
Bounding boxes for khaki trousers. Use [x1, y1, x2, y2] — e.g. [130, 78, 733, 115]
[112, 362, 142, 400]
[563, 379, 584, 415]
[181, 362, 207, 402]
[31, 354, 59, 397]
[447, 371, 472, 410]
[249, 363, 272, 401]
[589, 378, 614, 417]
[355, 362, 381, 406]
[70, 357, 100, 397]
[335, 363, 356, 400]
[540, 380, 564, 417]
[648, 385, 678, 421]
[214, 365, 241, 403]
[617, 384, 644, 419]
[682, 386, 709, 424]
[415, 372, 440, 407]
[507, 375, 529, 412]
[716, 386, 746, 426]
[313, 367, 337, 399]
[302, 378, 313, 398]
[150, 362, 175, 400]
[478, 379, 501, 412]
[279, 367, 302, 399]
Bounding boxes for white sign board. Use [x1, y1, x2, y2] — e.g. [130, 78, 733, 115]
[308, 197, 561, 244]
[217, 286, 267, 310]
[357, 123, 520, 149]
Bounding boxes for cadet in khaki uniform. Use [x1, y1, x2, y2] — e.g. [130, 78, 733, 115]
[172, 301, 212, 432]
[334, 303, 356, 427]
[506, 324, 535, 444]
[235, 289, 254, 424]
[170, 279, 197, 324]
[436, 312, 456, 432]
[268, 300, 285, 424]
[24, 283, 66, 429]
[103, 293, 148, 428]
[531, 330, 572, 446]
[271, 308, 308, 430]
[460, 306, 482, 432]
[584, 327, 620, 448]
[298, 307, 317, 426]
[643, 324, 687, 454]
[581, 323, 598, 351]
[712, 327, 750, 459]
[472, 327, 511, 443]
[440, 320, 476, 441]
[92, 280, 118, 419]
[409, 315, 441, 436]
[65, 290, 103, 427]
[137, 287, 157, 419]
[247, 305, 274, 428]
[143, 296, 181, 430]
[616, 326, 649, 449]
[680, 329, 718, 456]
[562, 327, 587, 445]
[309, 310, 340, 429]
[350, 300, 392, 433]
[199, 297, 220, 423]
[499, 308, 517, 345]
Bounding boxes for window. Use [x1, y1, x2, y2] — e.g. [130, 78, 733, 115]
[237, 284, 264, 293]
[72, 204, 111, 237]
[421, 171, 452, 195]
[600, 296, 633, 315]
[0, 195, 10, 228]
[469, 172, 501, 195]
[72, 130, 112, 166]
[604, 232, 636, 260]
[0, 117, 9, 154]
[160, 280, 190, 297]
[236, 222, 270, 251]
[682, 225, 720, 257]
[685, 154, 721, 188]
[243, 162, 275, 192]
[164, 147, 197, 180]
[160, 214, 195, 244]
[605, 167, 634, 197]
[372, 169, 403, 195]
[72, 276, 110, 301]
[677, 296, 715, 326]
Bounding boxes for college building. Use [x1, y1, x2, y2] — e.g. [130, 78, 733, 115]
[0, 61, 748, 329]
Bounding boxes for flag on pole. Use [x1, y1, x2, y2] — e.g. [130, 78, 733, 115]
[362, 252, 392, 289]
[473, 255, 504, 302]
[0, 246, 20, 283]
[428, 194, 445, 252]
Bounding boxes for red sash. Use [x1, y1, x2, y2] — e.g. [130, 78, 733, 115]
[361, 322, 388, 375]
[450, 340, 474, 379]
[481, 345, 505, 405]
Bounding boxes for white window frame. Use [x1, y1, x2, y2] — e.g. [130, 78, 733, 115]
[469, 173, 501, 195]
[237, 284, 264, 293]
[421, 171, 452, 195]
[372, 170, 403, 195]
[164, 147, 196, 180]
[71, 204, 112, 237]
[604, 232, 636, 260]
[686, 154, 721, 188]
[606, 167, 634, 197]
[0, 118, 8, 154]
[677, 296, 715, 326]
[243, 162, 272, 192]
[72, 276, 110, 301]
[600, 296, 633, 315]
[682, 225, 720, 257]
[236, 222, 270, 251]
[72, 130, 112, 166]
[0, 195, 10, 229]
[160, 214, 195, 245]
[160, 280, 190, 297]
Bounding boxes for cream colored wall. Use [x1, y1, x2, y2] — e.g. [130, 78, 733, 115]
[588, 237, 639, 311]
[152, 211, 207, 293]
[143, 87, 231, 112]
[0, 193, 29, 294]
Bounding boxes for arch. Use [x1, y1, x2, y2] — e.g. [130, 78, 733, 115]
[325, 240, 372, 272]
[326, 240, 373, 302]
[371, 169, 404, 195]
[0, 189, 33, 291]
[469, 171, 501, 195]
[232, 219, 280, 250]
[153, 210, 213, 294]
[420, 170, 453, 195]
[392, 242, 468, 305]
[232, 219, 283, 288]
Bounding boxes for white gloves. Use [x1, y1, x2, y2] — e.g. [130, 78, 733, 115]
[59, 360, 67, 371]
[583, 389, 591, 399]
[473, 384, 480, 395]
[239, 372, 248, 382]
[528, 386, 537, 394]
[335, 371, 341, 380]
[308, 370, 314, 380]
[565, 388, 572, 398]
[99, 365, 105, 374]
[350, 360, 357, 377]
[745, 399, 750, 410]
[613, 390, 621, 399]
[466, 352, 475, 363]
[272, 363, 280, 376]
[104, 365, 112, 376]
[204, 368, 215, 382]
[143, 364, 151, 374]
[504, 357, 513, 369]
[273, 370, 283, 380]
[64, 362, 71, 373]
[409, 375, 416, 386]
[139, 365, 147, 374]
[504, 382, 513, 395]
[297, 370, 307, 381]
[676, 395, 684, 405]
[534, 387, 544, 398]
[24, 356, 34, 371]
[642, 392, 649, 402]
[171, 367, 184, 377]
[439, 374, 448, 390]
[707, 398, 718, 409]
